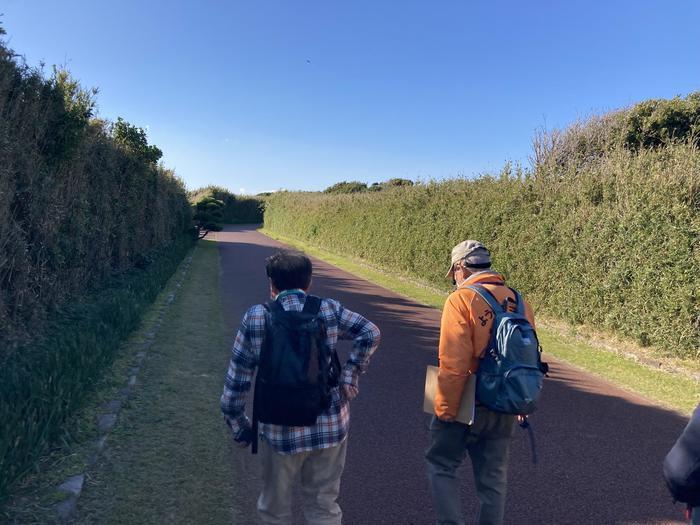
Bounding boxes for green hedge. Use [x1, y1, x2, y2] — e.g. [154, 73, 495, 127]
[0, 235, 193, 503]
[188, 186, 264, 224]
[0, 29, 194, 503]
[264, 145, 700, 358]
[0, 36, 192, 349]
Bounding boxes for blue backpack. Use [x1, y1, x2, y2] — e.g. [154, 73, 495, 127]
[467, 284, 547, 415]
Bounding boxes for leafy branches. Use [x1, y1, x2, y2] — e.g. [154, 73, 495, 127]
[111, 117, 163, 165]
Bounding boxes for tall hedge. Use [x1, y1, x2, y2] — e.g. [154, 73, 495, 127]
[264, 145, 700, 358]
[0, 39, 191, 349]
[188, 185, 263, 224]
[0, 32, 193, 501]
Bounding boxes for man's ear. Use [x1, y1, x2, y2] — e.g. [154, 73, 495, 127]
[269, 278, 279, 298]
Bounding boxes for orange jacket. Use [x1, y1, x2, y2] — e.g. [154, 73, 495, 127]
[434, 271, 536, 419]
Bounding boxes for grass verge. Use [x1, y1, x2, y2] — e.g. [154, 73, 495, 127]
[72, 239, 238, 524]
[260, 228, 699, 416]
[2, 240, 245, 523]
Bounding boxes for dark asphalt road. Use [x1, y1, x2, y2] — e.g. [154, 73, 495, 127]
[215, 225, 689, 525]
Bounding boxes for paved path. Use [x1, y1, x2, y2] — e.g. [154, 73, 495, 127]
[215, 225, 689, 525]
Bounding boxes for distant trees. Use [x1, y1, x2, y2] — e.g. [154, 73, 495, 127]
[324, 178, 414, 194]
[383, 178, 414, 188]
[188, 186, 264, 231]
[324, 181, 368, 194]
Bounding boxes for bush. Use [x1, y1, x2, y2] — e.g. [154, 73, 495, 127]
[323, 181, 368, 194]
[0, 39, 191, 348]
[193, 196, 224, 237]
[622, 92, 700, 151]
[0, 29, 193, 502]
[264, 143, 700, 359]
[188, 186, 263, 224]
[532, 92, 700, 174]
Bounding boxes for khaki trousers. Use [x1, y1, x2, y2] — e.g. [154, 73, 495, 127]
[257, 438, 348, 525]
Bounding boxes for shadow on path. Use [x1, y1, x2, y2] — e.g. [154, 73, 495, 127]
[215, 225, 688, 525]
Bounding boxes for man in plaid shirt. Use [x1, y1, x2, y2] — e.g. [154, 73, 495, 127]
[221, 249, 380, 524]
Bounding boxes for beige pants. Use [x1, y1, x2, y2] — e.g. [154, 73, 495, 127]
[257, 438, 348, 525]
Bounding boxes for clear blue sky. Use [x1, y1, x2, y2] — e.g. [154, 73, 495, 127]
[3, 1, 699, 194]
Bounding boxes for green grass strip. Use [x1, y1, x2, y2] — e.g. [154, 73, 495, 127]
[72, 240, 248, 524]
[261, 228, 699, 416]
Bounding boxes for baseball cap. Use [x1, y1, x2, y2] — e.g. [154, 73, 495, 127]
[445, 240, 491, 278]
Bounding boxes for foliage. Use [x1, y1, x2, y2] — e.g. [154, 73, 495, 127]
[622, 92, 700, 151]
[188, 185, 263, 224]
[192, 196, 224, 238]
[327, 179, 414, 194]
[47, 241, 237, 523]
[265, 142, 700, 359]
[0, 33, 193, 502]
[0, 40, 191, 348]
[111, 117, 163, 165]
[532, 91, 700, 173]
[0, 235, 193, 504]
[384, 178, 414, 187]
[323, 181, 368, 194]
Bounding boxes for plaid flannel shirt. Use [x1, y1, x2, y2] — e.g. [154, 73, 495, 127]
[220, 290, 380, 454]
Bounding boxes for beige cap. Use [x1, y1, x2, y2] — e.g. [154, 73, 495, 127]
[445, 240, 491, 278]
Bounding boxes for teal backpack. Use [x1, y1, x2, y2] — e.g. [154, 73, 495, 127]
[467, 284, 547, 415]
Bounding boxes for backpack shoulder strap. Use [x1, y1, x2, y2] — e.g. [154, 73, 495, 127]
[302, 295, 322, 315]
[509, 288, 525, 315]
[264, 300, 284, 315]
[466, 284, 504, 314]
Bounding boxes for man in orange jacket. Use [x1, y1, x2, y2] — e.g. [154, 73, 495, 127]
[425, 240, 536, 525]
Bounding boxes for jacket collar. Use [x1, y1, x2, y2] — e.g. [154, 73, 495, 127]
[458, 270, 505, 289]
[274, 289, 306, 301]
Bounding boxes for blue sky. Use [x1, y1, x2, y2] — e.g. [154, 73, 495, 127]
[2, 1, 699, 194]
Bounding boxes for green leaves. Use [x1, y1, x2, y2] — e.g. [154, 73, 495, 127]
[188, 186, 264, 224]
[111, 117, 163, 165]
[0, 237, 193, 504]
[265, 144, 700, 360]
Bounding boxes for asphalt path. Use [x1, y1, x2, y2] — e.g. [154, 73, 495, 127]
[214, 225, 689, 525]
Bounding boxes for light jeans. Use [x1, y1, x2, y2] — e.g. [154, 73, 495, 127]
[257, 438, 348, 525]
[425, 407, 516, 525]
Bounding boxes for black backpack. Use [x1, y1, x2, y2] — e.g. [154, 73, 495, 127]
[251, 295, 340, 453]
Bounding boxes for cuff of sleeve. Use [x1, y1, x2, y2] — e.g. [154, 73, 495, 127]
[340, 365, 359, 388]
[225, 413, 250, 435]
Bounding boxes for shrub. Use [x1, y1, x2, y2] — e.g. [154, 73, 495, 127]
[0, 29, 193, 502]
[111, 117, 163, 165]
[0, 39, 191, 348]
[188, 186, 264, 224]
[193, 196, 224, 238]
[264, 143, 700, 359]
[622, 92, 700, 151]
[323, 181, 368, 194]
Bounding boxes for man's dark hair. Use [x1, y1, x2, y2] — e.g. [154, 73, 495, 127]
[265, 250, 312, 291]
